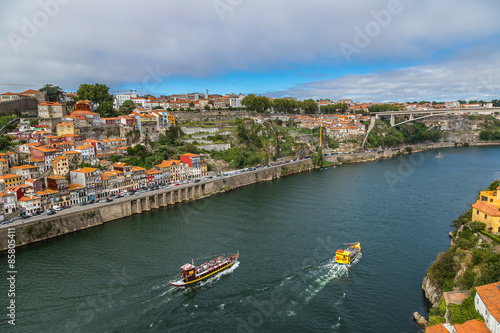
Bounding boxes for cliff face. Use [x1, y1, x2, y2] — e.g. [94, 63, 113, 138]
[422, 275, 444, 308]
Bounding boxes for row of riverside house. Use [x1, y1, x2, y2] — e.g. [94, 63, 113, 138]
[0, 155, 207, 217]
[0, 97, 207, 220]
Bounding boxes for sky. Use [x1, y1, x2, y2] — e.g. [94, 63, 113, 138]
[1, 0, 500, 102]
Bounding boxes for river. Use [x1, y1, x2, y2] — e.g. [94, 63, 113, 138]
[2, 146, 500, 332]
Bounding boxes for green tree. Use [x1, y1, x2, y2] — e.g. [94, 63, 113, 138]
[241, 94, 272, 113]
[119, 100, 136, 114]
[204, 105, 211, 111]
[0, 136, 11, 150]
[30, 119, 39, 126]
[273, 98, 297, 114]
[96, 100, 115, 117]
[39, 84, 64, 102]
[313, 147, 323, 167]
[77, 83, 113, 104]
[301, 99, 319, 114]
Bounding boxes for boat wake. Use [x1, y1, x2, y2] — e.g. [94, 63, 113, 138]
[302, 263, 348, 305]
[283, 255, 360, 318]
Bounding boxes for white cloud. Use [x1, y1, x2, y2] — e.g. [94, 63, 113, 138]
[268, 52, 500, 102]
[0, 0, 498, 95]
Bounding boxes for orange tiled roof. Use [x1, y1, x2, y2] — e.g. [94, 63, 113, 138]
[69, 184, 85, 190]
[38, 101, 62, 106]
[71, 167, 97, 173]
[10, 165, 38, 170]
[18, 195, 39, 202]
[472, 202, 500, 217]
[453, 319, 489, 332]
[476, 281, 500, 322]
[156, 160, 174, 168]
[47, 175, 66, 180]
[35, 189, 58, 196]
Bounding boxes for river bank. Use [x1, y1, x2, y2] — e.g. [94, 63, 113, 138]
[2, 141, 500, 252]
[420, 181, 500, 327]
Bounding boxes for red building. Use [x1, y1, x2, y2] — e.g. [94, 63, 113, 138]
[180, 153, 200, 168]
[8, 186, 26, 200]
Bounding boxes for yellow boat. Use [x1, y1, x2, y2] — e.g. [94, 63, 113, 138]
[335, 242, 361, 265]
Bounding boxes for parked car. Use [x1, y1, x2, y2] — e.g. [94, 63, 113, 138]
[1, 219, 13, 224]
[47, 210, 56, 215]
[53, 205, 62, 211]
[105, 198, 113, 202]
[88, 199, 95, 204]
[98, 199, 107, 203]
[194, 179, 201, 183]
[80, 202, 88, 206]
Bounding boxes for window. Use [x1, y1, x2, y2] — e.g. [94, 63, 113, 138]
[485, 214, 487, 219]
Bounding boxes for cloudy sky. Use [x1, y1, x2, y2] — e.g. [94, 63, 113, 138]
[1, 0, 499, 102]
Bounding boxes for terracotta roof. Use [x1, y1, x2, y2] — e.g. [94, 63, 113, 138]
[35, 189, 58, 195]
[18, 195, 39, 202]
[38, 101, 62, 106]
[69, 184, 85, 190]
[476, 281, 500, 323]
[71, 167, 97, 173]
[0, 174, 21, 180]
[10, 165, 38, 170]
[132, 166, 146, 171]
[53, 156, 68, 162]
[454, 319, 490, 333]
[472, 202, 500, 217]
[64, 150, 81, 155]
[47, 175, 66, 180]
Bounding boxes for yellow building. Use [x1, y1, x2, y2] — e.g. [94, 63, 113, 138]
[471, 202, 500, 234]
[0, 174, 23, 188]
[52, 156, 70, 177]
[56, 123, 78, 136]
[478, 187, 500, 206]
[0, 158, 9, 176]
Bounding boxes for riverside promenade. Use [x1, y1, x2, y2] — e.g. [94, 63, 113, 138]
[2, 140, 499, 251]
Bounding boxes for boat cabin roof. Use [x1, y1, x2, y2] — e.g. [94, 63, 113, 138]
[181, 263, 195, 270]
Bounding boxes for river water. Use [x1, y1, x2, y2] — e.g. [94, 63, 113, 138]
[2, 146, 500, 333]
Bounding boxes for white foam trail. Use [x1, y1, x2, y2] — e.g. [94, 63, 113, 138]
[331, 317, 341, 330]
[334, 293, 346, 307]
[303, 264, 348, 304]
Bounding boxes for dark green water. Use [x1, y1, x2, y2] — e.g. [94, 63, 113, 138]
[2, 146, 500, 332]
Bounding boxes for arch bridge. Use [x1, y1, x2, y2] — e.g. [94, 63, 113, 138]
[373, 107, 500, 127]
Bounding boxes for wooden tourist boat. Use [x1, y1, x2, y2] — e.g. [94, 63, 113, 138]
[169, 252, 239, 287]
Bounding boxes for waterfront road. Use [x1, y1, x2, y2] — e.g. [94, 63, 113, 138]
[0, 157, 314, 230]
